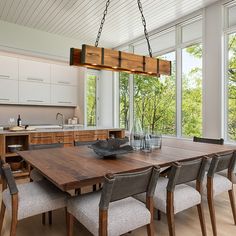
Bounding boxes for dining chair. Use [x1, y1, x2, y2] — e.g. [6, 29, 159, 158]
[206, 151, 236, 236]
[28, 142, 64, 225]
[67, 166, 160, 236]
[135, 157, 208, 236]
[193, 136, 224, 145]
[0, 162, 68, 236]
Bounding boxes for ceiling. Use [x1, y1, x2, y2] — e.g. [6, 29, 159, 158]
[0, 0, 219, 48]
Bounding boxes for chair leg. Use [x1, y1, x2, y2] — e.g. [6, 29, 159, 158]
[207, 191, 217, 236]
[67, 211, 74, 236]
[157, 210, 161, 221]
[0, 201, 6, 233]
[167, 192, 175, 236]
[228, 189, 236, 225]
[48, 211, 52, 225]
[146, 223, 154, 236]
[197, 204, 207, 236]
[93, 184, 97, 192]
[10, 195, 18, 236]
[42, 213, 46, 225]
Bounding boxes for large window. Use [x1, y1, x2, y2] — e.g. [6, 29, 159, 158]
[119, 72, 130, 129]
[86, 73, 97, 127]
[227, 33, 236, 141]
[182, 43, 202, 137]
[133, 51, 176, 135]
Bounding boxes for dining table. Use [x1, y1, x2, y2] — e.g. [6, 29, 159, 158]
[18, 137, 236, 192]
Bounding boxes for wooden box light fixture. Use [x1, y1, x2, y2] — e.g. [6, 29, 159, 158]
[70, 0, 171, 77]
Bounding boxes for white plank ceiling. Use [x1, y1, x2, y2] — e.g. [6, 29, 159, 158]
[0, 0, 219, 48]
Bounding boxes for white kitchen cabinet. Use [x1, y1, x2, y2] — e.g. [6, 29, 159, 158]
[52, 85, 77, 106]
[51, 64, 78, 86]
[0, 79, 18, 104]
[0, 55, 18, 80]
[19, 59, 51, 84]
[19, 81, 50, 105]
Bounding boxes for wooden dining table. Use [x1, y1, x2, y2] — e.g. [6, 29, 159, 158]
[18, 137, 236, 192]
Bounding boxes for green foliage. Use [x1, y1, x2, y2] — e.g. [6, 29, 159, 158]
[228, 33, 236, 140]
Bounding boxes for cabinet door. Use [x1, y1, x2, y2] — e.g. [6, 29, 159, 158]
[0, 55, 18, 80]
[29, 133, 54, 144]
[19, 59, 51, 84]
[51, 65, 78, 86]
[19, 81, 50, 105]
[52, 85, 77, 106]
[0, 79, 18, 104]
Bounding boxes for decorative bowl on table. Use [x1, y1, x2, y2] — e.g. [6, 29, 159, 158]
[89, 138, 133, 158]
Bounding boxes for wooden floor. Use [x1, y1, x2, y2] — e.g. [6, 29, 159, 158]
[0, 186, 236, 236]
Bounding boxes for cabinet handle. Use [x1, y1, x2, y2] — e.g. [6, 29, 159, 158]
[32, 136, 52, 139]
[0, 98, 10, 101]
[27, 100, 44, 103]
[27, 77, 44, 82]
[58, 81, 70, 85]
[58, 101, 72, 104]
[0, 75, 10, 79]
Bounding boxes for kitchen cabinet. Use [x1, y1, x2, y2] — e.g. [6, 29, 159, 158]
[53, 132, 74, 147]
[51, 64, 78, 86]
[74, 130, 108, 141]
[52, 84, 77, 106]
[0, 55, 18, 80]
[0, 79, 18, 104]
[19, 81, 50, 105]
[19, 59, 51, 84]
[29, 132, 54, 144]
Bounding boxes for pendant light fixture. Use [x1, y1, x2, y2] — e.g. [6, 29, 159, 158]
[70, 0, 171, 77]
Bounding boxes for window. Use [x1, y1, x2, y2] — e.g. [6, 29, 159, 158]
[182, 43, 202, 137]
[227, 33, 236, 141]
[133, 51, 176, 135]
[119, 72, 130, 129]
[86, 73, 97, 127]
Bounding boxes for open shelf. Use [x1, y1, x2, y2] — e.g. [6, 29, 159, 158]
[13, 168, 29, 178]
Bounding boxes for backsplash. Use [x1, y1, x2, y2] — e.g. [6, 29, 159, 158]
[0, 105, 75, 127]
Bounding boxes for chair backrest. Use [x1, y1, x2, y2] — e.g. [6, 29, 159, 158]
[193, 136, 224, 145]
[167, 157, 208, 192]
[99, 166, 160, 210]
[74, 140, 98, 146]
[28, 143, 63, 150]
[207, 151, 236, 178]
[1, 163, 18, 195]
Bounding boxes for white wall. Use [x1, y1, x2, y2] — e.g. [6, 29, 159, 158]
[202, 1, 223, 138]
[0, 20, 81, 61]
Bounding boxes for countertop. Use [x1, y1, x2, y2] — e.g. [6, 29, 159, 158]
[0, 127, 123, 135]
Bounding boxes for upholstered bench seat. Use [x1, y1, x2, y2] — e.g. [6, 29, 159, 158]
[2, 179, 68, 220]
[67, 191, 151, 236]
[135, 177, 201, 214]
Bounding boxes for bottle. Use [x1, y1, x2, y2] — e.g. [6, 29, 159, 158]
[17, 115, 22, 126]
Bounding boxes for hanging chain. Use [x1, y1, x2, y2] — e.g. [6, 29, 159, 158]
[95, 0, 111, 47]
[137, 0, 152, 57]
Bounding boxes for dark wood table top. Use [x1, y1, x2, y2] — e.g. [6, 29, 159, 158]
[18, 138, 236, 191]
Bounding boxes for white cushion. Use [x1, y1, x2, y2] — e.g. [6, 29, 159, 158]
[218, 170, 236, 184]
[67, 191, 151, 236]
[187, 173, 233, 196]
[135, 177, 201, 214]
[2, 180, 68, 220]
[30, 169, 44, 181]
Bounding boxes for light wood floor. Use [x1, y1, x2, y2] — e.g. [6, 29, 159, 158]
[0, 186, 236, 236]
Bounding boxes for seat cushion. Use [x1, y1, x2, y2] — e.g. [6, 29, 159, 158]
[135, 177, 201, 214]
[218, 170, 236, 184]
[187, 173, 233, 196]
[67, 191, 151, 236]
[30, 169, 44, 181]
[2, 180, 68, 220]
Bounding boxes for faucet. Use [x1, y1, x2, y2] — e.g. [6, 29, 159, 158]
[56, 113, 64, 129]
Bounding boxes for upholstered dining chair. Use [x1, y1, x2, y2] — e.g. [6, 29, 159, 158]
[206, 151, 236, 236]
[67, 166, 160, 236]
[28, 142, 64, 225]
[135, 157, 208, 236]
[193, 136, 224, 145]
[0, 162, 68, 236]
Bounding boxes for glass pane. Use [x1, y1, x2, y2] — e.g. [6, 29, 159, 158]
[182, 43, 202, 137]
[86, 74, 97, 127]
[119, 72, 130, 129]
[133, 51, 176, 135]
[227, 33, 236, 141]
